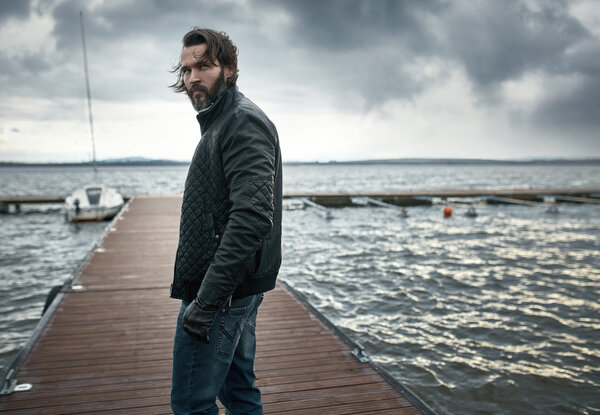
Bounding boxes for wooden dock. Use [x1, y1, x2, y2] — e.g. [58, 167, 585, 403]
[2, 187, 600, 212]
[0, 196, 434, 414]
[285, 187, 600, 207]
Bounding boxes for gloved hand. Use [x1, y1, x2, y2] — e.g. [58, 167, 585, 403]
[182, 298, 219, 343]
[182, 282, 230, 343]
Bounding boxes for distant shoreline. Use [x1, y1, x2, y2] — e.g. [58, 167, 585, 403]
[284, 158, 600, 166]
[0, 160, 189, 168]
[1, 157, 600, 168]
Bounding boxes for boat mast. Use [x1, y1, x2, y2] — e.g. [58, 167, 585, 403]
[79, 11, 98, 181]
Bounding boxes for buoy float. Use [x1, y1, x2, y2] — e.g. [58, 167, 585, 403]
[443, 205, 453, 218]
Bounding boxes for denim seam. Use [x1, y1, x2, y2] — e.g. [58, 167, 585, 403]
[185, 322, 198, 414]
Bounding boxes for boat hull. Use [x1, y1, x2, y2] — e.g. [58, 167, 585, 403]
[64, 185, 124, 222]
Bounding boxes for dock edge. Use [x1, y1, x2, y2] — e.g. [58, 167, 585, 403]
[0, 198, 134, 395]
[278, 279, 440, 415]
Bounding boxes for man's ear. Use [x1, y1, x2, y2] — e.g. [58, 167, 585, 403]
[224, 65, 235, 79]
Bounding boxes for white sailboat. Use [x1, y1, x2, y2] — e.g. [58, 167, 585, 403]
[64, 11, 123, 222]
[64, 185, 124, 222]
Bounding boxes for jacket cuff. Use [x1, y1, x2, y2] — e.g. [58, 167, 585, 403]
[196, 280, 230, 306]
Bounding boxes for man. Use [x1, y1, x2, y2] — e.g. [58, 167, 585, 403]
[169, 28, 282, 415]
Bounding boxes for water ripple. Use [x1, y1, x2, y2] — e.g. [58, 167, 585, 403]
[281, 204, 600, 415]
[2, 164, 599, 415]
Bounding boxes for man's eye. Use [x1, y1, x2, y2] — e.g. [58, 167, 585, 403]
[199, 64, 209, 70]
[182, 68, 191, 74]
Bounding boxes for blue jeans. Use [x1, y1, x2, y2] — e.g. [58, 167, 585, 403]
[171, 293, 264, 415]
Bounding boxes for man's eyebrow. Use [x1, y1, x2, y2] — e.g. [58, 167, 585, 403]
[194, 57, 213, 66]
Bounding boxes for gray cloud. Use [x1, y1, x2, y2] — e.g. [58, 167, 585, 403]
[260, 0, 447, 108]
[0, 0, 30, 23]
[269, 0, 599, 131]
[268, 0, 444, 52]
[534, 75, 600, 132]
[41, 0, 255, 101]
[0, 0, 598, 137]
[442, 1, 589, 88]
[437, 1, 599, 136]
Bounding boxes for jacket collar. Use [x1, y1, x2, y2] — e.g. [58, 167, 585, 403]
[196, 87, 237, 133]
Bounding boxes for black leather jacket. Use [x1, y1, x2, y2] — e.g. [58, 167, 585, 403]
[170, 87, 282, 302]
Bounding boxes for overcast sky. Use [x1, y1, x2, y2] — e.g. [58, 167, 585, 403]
[0, 0, 598, 162]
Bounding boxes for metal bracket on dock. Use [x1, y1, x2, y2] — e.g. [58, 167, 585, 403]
[549, 194, 600, 204]
[1, 370, 32, 395]
[413, 195, 433, 203]
[364, 197, 409, 216]
[300, 198, 334, 220]
[487, 195, 560, 214]
[283, 198, 306, 211]
[486, 196, 542, 206]
[351, 343, 371, 363]
[365, 197, 399, 209]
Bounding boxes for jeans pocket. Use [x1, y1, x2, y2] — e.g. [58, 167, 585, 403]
[216, 295, 260, 359]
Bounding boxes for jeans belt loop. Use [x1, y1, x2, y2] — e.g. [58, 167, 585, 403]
[224, 295, 232, 310]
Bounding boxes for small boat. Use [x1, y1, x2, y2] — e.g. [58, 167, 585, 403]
[63, 14, 124, 223]
[64, 185, 124, 222]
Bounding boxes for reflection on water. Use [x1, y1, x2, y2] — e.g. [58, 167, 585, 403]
[281, 203, 600, 415]
[1, 164, 599, 415]
[0, 213, 107, 379]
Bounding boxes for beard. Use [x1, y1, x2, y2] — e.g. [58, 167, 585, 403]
[187, 68, 227, 112]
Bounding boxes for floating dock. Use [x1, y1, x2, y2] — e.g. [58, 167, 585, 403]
[0, 196, 435, 414]
[2, 188, 599, 213]
[284, 188, 600, 207]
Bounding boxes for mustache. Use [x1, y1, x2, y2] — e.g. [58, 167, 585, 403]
[188, 84, 208, 95]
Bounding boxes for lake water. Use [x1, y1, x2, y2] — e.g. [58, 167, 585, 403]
[0, 163, 599, 415]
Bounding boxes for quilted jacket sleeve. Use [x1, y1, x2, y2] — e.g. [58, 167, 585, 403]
[195, 108, 277, 304]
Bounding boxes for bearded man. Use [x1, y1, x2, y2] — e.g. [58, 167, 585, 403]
[169, 28, 282, 415]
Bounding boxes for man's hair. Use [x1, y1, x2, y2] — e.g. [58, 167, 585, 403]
[170, 28, 239, 92]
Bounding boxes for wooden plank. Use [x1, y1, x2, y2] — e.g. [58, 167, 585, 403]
[0, 196, 433, 415]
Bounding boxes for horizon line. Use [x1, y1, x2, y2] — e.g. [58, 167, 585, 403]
[1, 156, 600, 166]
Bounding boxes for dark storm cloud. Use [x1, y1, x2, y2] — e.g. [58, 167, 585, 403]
[442, 1, 589, 88]
[534, 75, 600, 132]
[39, 0, 254, 102]
[274, 0, 592, 89]
[263, 0, 447, 107]
[0, 0, 31, 23]
[438, 1, 599, 136]
[0, 51, 55, 98]
[1, 0, 598, 134]
[0, 0, 246, 102]
[50, 0, 239, 51]
[270, 0, 600, 131]
[269, 0, 444, 52]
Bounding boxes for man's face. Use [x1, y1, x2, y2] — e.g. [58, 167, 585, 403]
[181, 43, 229, 111]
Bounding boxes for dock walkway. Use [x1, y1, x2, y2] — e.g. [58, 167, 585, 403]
[0, 196, 432, 414]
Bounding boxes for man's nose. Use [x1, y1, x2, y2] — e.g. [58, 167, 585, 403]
[189, 68, 202, 83]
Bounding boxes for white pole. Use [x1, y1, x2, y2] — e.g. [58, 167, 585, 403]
[80, 11, 98, 182]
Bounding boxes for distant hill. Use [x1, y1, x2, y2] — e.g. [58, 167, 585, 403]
[1, 157, 599, 167]
[284, 158, 600, 166]
[0, 158, 189, 167]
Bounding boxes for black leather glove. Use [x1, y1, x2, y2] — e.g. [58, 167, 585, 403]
[182, 282, 230, 343]
[182, 298, 219, 343]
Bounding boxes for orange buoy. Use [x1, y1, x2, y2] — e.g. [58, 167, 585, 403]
[443, 205, 453, 218]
